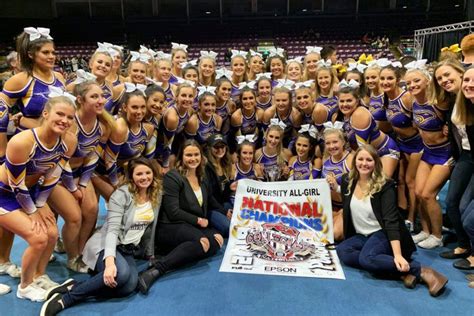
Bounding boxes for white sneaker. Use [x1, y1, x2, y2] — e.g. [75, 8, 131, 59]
[412, 231, 430, 244]
[17, 283, 47, 302]
[0, 262, 21, 278]
[418, 235, 443, 249]
[34, 275, 60, 291]
[0, 283, 11, 295]
[67, 257, 89, 274]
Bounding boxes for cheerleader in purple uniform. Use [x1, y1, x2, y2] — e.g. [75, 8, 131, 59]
[288, 130, 321, 180]
[314, 65, 338, 119]
[185, 88, 222, 146]
[105, 44, 125, 86]
[380, 65, 421, 231]
[247, 50, 264, 81]
[335, 80, 400, 178]
[153, 58, 176, 105]
[256, 76, 273, 111]
[266, 50, 286, 86]
[1, 28, 65, 132]
[199, 51, 217, 87]
[344, 67, 370, 108]
[170, 42, 188, 84]
[215, 78, 236, 136]
[303, 46, 322, 82]
[0, 96, 77, 302]
[125, 52, 148, 85]
[230, 50, 248, 103]
[364, 64, 392, 134]
[295, 81, 317, 126]
[48, 81, 118, 272]
[405, 65, 453, 248]
[231, 87, 264, 143]
[286, 58, 304, 83]
[321, 127, 353, 241]
[255, 124, 291, 181]
[182, 65, 200, 110]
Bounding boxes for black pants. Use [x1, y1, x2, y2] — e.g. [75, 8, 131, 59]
[154, 222, 221, 274]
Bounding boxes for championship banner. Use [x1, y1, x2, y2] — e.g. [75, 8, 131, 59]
[220, 179, 345, 280]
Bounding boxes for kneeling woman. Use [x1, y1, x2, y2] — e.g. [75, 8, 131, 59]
[138, 140, 224, 294]
[41, 158, 162, 315]
[336, 145, 448, 297]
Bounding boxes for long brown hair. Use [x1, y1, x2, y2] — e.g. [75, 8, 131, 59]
[125, 157, 162, 208]
[452, 66, 474, 126]
[206, 138, 233, 180]
[346, 145, 387, 198]
[16, 31, 54, 75]
[175, 139, 206, 182]
[432, 58, 464, 108]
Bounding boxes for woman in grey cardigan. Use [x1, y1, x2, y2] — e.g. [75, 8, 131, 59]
[40, 158, 162, 316]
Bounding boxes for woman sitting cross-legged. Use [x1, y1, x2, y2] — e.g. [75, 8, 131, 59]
[336, 144, 448, 297]
[40, 158, 162, 315]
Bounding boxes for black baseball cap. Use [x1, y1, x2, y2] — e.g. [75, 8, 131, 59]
[207, 134, 227, 147]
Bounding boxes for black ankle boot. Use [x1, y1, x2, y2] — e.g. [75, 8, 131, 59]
[137, 267, 161, 295]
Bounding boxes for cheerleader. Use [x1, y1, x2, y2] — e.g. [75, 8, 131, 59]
[48, 81, 117, 272]
[255, 124, 290, 181]
[294, 81, 317, 125]
[230, 50, 248, 102]
[182, 65, 200, 86]
[314, 65, 339, 119]
[126, 52, 148, 85]
[144, 84, 166, 130]
[405, 64, 452, 249]
[247, 50, 264, 81]
[255, 75, 273, 111]
[336, 81, 400, 178]
[321, 125, 353, 241]
[364, 64, 392, 133]
[303, 46, 322, 81]
[1, 27, 65, 132]
[344, 67, 370, 107]
[0, 96, 77, 301]
[153, 57, 176, 104]
[105, 44, 125, 86]
[199, 51, 217, 87]
[185, 88, 222, 146]
[266, 48, 286, 84]
[230, 87, 264, 143]
[286, 58, 304, 82]
[215, 78, 236, 136]
[288, 129, 321, 180]
[170, 42, 188, 84]
[380, 64, 422, 232]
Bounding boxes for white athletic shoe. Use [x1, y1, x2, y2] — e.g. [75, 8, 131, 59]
[412, 231, 430, 244]
[0, 262, 21, 278]
[17, 283, 47, 302]
[0, 283, 11, 295]
[418, 235, 443, 249]
[34, 275, 60, 291]
[67, 257, 89, 274]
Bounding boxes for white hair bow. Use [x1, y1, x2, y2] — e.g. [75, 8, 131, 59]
[97, 42, 119, 58]
[197, 86, 217, 97]
[124, 82, 147, 94]
[231, 50, 248, 59]
[139, 45, 157, 58]
[268, 47, 285, 58]
[145, 77, 163, 86]
[256, 72, 272, 80]
[275, 79, 295, 89]
[236, 134, 256, 144]
[176, 77, 196, 87]
[294, 80, 314, 89]
[298, 124, 318, 138]
[156, 51, 172, 60]
[269, 118, 287, 130]
[405, 59, 428, 70]
[323, 121, 344, 130]
[391, 61, 403, 68]
[171, 42, 188, 52]
[347, 62, 368, 73]
[367, 58, 391, 68]
[112, 44, 124, 52]
[48, 86, 76, 103]
[200, 50, 218, 60]
[249, 49, 263, 58]
[306, 46, 323, 55]
[238, 81, 256, 90]
[216, 67, 233, 79]
[317, 59, 332, 67]
[130, 51, 150, 64]
[24, 27, 53, 41]
[180, 59, 198, 68]
[287, 56, 304, 64]
[338, 79, 360, 89]
[74, 69, 97, 84]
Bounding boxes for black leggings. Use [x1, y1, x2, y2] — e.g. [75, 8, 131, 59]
[154, 222, 221, 274]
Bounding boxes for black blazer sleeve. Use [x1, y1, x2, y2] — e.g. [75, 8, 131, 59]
[374, 180, 401, 241]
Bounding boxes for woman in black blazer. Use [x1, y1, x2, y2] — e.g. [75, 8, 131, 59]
[336, 145, 448, 297]
[137, 139, 224, 294]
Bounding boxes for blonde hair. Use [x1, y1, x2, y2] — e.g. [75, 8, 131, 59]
[315, 66, 336, 98]
[302, 52, 321, 81]
[346, 145, 387, 198]
[452, 66, 474, 125]
[264, 125, 287, 166]
[432, 58, 465, 107]
[322, 128, 347, 159]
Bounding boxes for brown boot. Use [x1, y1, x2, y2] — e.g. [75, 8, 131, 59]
[420, 267, 448, 297]
[400, 274, 417, 289]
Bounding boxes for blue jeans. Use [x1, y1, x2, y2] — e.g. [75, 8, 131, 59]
[208, 202, 232, 237]
[445, 151, 473, 249]
[460, 176, 474, 255]
[62, 249, 138, 307]
[337, 230, 421, 278]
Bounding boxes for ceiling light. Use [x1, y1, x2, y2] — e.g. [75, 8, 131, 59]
[205, 11, 211, 14]
[454, 4, 460, 7]
[402, 5, 407, 9]
[302, 9, 307, 12]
